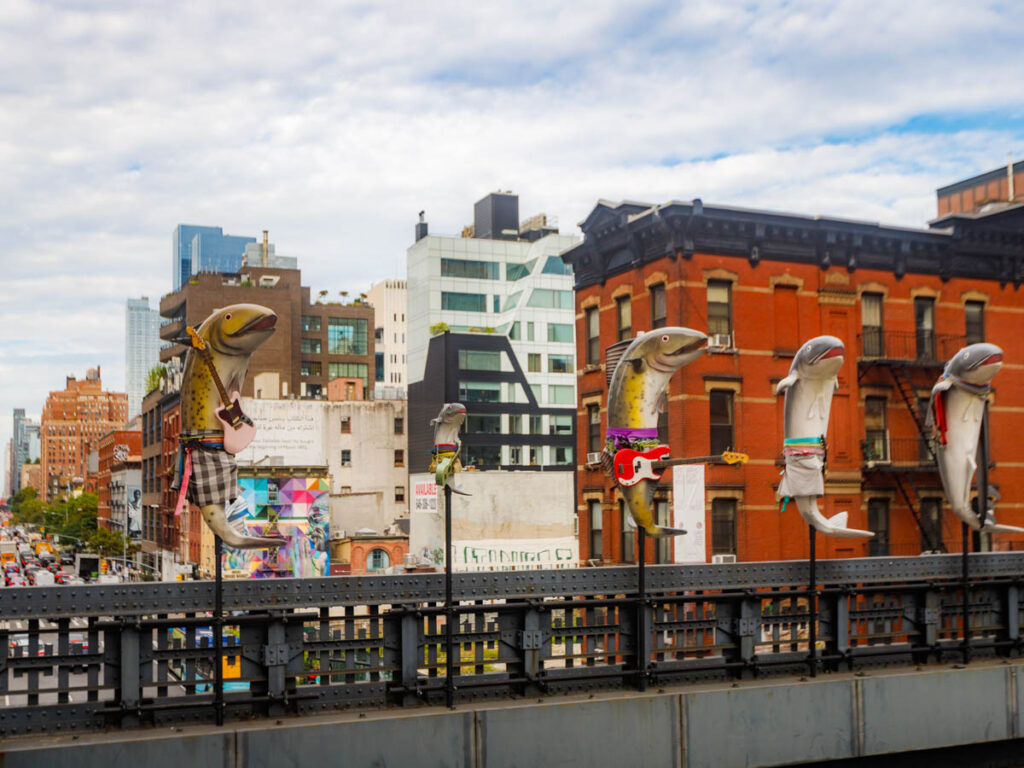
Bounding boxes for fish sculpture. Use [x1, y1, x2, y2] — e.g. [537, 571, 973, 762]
[430, 403, 470, 496]
[927, 343, 1021, 533]
[776, 336, 873, 538]
[174, 303, 283, 549]
[605, 328, 707, 536]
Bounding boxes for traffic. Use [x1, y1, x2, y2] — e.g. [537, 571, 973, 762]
[1, 525, 103, 587]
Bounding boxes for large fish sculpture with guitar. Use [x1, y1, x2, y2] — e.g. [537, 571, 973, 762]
[176, 303, 280, 549]
[604, 327, 708, 536]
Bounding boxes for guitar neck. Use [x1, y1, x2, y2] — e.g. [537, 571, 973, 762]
[652, 455, 732, 470]
[197, 345, 232, 405]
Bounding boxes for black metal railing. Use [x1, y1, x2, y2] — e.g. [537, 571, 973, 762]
[1, 555, 1022, 737]
[859, 329, 965, 364]
[862, 436, 935, 466]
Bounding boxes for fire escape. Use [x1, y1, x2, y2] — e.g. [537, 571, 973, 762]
[857, 327, 965, 553]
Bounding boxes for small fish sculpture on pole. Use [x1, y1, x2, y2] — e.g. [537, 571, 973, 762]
[927, 343, 1021, 533]
[604, 328, 707, 536]
[430, 403, 470, 496]
[172, 303, 283, 549]
[776, 336, 873, 538]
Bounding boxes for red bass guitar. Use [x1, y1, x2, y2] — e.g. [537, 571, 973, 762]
[613, 447, 748, 487]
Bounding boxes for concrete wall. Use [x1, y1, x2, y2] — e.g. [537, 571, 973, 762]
[6, 662, 1023, 768]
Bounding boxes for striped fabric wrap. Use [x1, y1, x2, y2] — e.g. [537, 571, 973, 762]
[783, 436, 825, 457]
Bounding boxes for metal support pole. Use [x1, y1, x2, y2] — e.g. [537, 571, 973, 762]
[961, 522, 970, 665]
[214, 535, 224, 726]
[808, 525, 817, 678]
[637, 527, 648, 691]
[445, 482, 455, 709]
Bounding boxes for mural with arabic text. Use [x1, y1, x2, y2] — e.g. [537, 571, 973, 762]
[222, 476, 330, 578]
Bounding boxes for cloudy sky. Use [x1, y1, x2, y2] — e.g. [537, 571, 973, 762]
[1, 0, 1022, 472]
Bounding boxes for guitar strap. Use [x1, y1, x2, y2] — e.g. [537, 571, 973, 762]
[185, 327, 232, 401]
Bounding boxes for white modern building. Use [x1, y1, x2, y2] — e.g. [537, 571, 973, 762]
[125, 298, 163, 418]
[366, 279, 407, 398]
[406, 192, 580, 470]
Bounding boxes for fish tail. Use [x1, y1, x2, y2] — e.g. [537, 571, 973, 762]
[201, 504, 286, 549]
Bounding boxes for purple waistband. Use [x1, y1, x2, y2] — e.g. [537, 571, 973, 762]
[606, 427, 659, 439]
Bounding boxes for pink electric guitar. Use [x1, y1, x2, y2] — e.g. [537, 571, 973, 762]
[612, 446, 748, 487]
[187, 327, 256, 454]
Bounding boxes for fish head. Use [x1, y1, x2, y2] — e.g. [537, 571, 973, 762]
[202, 304, 277, 356]
[946, 343, 1004, 387]
[792, 335, 845, 380]
[431, 402, 467, 427]
[625, 327, 708, 375]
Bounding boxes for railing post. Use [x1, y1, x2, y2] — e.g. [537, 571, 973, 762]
[265, 615, 287, 717]
[119, 621, 140, 728]
[823, 587, 850, 671]
[384, 605, 422, 705]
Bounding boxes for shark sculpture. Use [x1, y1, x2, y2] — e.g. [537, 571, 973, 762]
[430, 403, 470, 496]
[776, 336, 874, 538]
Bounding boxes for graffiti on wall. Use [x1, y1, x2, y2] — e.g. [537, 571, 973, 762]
[222, 476, 330, 578]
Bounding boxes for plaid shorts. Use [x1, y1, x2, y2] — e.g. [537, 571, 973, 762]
[171, 443, 238, 507]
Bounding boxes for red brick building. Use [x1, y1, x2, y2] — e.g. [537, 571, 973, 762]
[562, 195, 1024, 564]
[40, 367, 128, 503]
[95, 428, 141, 529]
[937, 159, 1023, 216]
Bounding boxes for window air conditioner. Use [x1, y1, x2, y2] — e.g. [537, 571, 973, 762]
[711, 553, 737, 564]
[708, 333, 733, 350]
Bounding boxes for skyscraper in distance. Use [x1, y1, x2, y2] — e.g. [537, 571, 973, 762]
[172, 225, 255, 291]
[125, 297, 163, 417]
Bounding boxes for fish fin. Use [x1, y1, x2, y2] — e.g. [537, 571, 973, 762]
[982, 522, 1024, 534]
[624, 356, 645, 373]
[649, 525, 687, 537]
[449, 485, 472, 496]
[775, 374, 797, 395]
[657, 392, 668, 414]
[931, 378, 954, 395]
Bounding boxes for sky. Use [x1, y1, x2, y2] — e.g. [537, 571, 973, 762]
[1, 0, 1023, 477]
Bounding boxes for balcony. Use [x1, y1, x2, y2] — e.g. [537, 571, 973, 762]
[159, 318, 184, 343]
[862, 435, 935, 470]
[858, 329, 965, 366]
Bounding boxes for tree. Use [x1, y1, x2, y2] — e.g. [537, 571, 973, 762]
[146, 365, 167, 393]
[429, 322, 450, 336]
[86, 526, 138, 559]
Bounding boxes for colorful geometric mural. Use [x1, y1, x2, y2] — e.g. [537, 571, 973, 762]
[222, 476, 330, 578]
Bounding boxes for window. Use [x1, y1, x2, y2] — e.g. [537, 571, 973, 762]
[549, 384, 575, 404]
[527, 321, 535, 341]
[340, 417, 351, 433]
[616, 295, 632, 341]
[329, 362, 369, 389]
[509, 414, 522, 434]
[459, 350, 501, 371]
[442, 292, 487, 312]
[709, 390, 734, 454]
[527, 288, 574, 309]
[493, 295, 500, 312]
[375, 352, 385, 382]
[367, 548, 391, 572]
[585, 306, 600, 365]
[587, 404, 601, 454]
[465, 445, 501, 467]
[707, 281, 732, 336]
[301, 338, 322, 354]
[339, 485, 352, 494]
[502, 291, 522, 312]
[300, 361, 321, 377]
[920, 497, 943, 552]
[549, 414, 573, 435]
[553, 447, 571, 465]
[548, 354, 573, 373]
[620, 500, 635, 563]
[466, 414, 500, 433]
[394, 450, 404, 466]
[650, 283, 666, 329]
[914, 297, 935, 360]
[459, 381, 501, 403]
[441, 258, 499, 279]
[965, 301, 985, 345]
[711, 498, 736, 555]
[392, 417, 404, 435]
[509, 322, 520, 340]
[547, 323, 573, 343]
[861, 293, 883, 357]
[868, 499, 890, 556]
[340, 449, 352, 467]
[506, 259, 536, 280]
[542, 255, 572, 275]
[327, 317, 368, 355]
[863, 397, 887, 462]
[302, 316, 321, 332]
[529, 415, 544, 434]
[589, 500, 603, 561]
[395, 486, 405, 503]
[528, 353, 541, 372]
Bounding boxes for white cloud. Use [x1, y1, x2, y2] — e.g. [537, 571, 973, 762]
[1, 0, 1022, 461]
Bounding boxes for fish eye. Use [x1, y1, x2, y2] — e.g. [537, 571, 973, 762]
[225, 313, 232, 320]
[661, 335, 670, 342]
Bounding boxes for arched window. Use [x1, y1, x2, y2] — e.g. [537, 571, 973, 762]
[367, 548, 391, 572]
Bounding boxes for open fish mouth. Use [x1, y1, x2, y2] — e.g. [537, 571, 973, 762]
[665, 337, 707, 357]
[973, 353, 1003, 368]
[232, 314, 277, 336]
[813, 345, 844, 363]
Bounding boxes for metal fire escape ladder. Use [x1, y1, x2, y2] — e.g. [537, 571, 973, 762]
[891, 473, 946, 553]
[887, 363, 936, 463]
